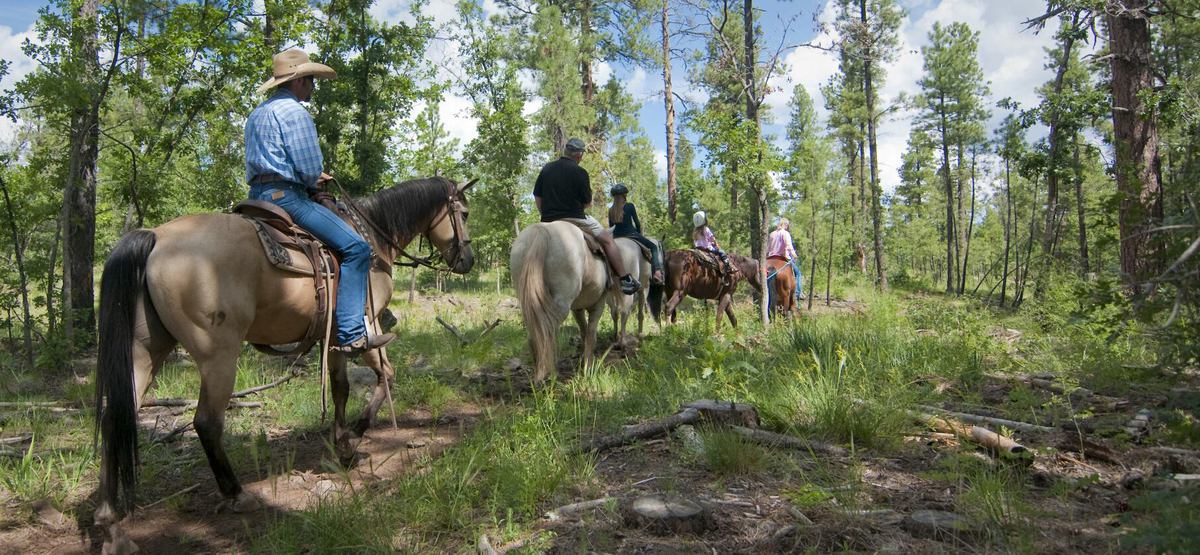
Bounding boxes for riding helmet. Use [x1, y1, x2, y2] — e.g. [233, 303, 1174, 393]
[610, 183, 629, 196]
[693, 211, 707, 228]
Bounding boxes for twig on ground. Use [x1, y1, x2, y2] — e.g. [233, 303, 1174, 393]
[142, 399, 264, 410]
[577, 408, 701, 454]
[544, 496, 617, 521]
[139, 484, 200, 510]
[153, 422, 193, 443]
[232, 368, 303, 398]
[436, 316, 467, 344]
[728, 425, 847, 457]
[0, 435, 33, 445]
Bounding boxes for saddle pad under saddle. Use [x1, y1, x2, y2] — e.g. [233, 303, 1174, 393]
[691, 249, 723, 272]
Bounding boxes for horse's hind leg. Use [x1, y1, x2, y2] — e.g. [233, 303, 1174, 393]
[717, 294, 736, 330]
[193, 347, 259, 512]
[582, 303, 605, 368]
[665, 289, 685, 324]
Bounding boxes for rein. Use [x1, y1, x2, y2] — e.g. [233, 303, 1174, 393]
[327, 177, 469, 272]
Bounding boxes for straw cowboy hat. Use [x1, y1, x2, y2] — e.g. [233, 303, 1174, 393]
[256, 48, 336, 93]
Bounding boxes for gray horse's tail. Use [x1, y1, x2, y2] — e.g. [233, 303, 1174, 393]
[95, 228, 155, 515]
[513, 225, 562, 381]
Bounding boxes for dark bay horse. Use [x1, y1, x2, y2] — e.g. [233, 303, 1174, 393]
[766, 257, 798, 319]
[94, 177, 474, 554]
[662, 250, 761, 330]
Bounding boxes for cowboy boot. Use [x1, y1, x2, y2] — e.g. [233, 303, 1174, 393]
[333, 333, 396, 356]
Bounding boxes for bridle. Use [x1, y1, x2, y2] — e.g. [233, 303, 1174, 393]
[331, 177, 472, 273]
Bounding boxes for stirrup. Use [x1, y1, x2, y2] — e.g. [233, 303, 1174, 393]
[331, 333, 395, 356]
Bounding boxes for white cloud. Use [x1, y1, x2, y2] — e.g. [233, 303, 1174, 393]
[653, 147, 667, 179]
[0, 23, 38, 147]
[767, 0, 1066, 194]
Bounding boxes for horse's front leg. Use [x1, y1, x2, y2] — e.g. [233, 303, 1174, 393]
[583, 302, 605, 367]
[353, 347, 395, 437]
[665, 289, 685, 324]
[328, 351, 357, 466]
[717, 293, 736, 330]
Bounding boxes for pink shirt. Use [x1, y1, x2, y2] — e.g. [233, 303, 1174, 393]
[693, 227, 718, 250]
[767, 229, 797, 260]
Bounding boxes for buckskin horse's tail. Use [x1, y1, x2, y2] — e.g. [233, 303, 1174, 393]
[95, 228, 156, 515]
[513, 225, 561, 381]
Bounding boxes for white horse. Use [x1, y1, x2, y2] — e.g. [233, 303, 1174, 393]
[608, 237, 662, 348]
[511, 221, 611, 382]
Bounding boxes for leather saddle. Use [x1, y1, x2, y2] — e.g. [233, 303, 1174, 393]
[232, 199, 344, 357]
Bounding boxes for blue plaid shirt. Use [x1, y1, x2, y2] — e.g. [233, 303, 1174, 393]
[245, 90, 323, 189]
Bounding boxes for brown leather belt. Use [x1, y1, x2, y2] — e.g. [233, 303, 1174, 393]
[249, 173, 290, 185]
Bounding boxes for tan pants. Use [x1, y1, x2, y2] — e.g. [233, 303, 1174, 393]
[560, 216, 604, 236]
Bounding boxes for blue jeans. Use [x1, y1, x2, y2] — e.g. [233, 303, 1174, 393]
[250, 182, 370, 344]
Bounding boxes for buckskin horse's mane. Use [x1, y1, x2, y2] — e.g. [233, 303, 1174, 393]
[356, 176, 455, 244]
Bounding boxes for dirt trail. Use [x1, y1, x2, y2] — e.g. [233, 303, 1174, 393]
[0, 404, 480, 555]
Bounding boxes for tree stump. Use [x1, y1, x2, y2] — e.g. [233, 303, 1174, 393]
[682, 399, 760, 428]
[624, 494, 713, 534]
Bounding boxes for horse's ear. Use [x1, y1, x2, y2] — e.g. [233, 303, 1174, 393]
[458, 178, 479, 194]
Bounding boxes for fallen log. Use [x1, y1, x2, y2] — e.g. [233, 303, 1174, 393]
[232, 369, 302, 398]
[0, 435, 32, 445]
[911, 411, 1030, 457]
[578, 408, 701, 454]
[682, 399, 760, 428]
[914, 404, 1054, 434]
[1056, 435, 1120, 464]
[0, 401, 73, 408]
[728, 426, 847, 457]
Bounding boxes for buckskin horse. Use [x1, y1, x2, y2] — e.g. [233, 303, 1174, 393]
[511, 221, 616, 383]
[662, 249, 761, 330]
[93, 177, 474, 554]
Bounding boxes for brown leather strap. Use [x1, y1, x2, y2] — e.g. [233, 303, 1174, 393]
[249, 173, 290, 185]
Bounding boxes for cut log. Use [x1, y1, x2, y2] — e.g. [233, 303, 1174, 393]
[728, 425, 847, 457]
[623, 494, 712, 534]
[1123, 408, 1153, 438]
[578, 408, 700, 454]
[544, 497, 617, 521]
[912, 412, 1030, 457]
[914, 404, 1054, 434]
[682, 399, 760, 428]
[1055, 436, 1120, 464]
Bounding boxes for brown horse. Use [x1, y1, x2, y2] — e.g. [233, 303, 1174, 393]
[766, 257, 797, 319]
[661, 250, 761, 330]
[93, 177, 475, 554]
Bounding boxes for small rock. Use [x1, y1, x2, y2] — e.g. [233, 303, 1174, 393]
[347, 365, 377, 388]
[504, 358, 523, 371]
[32, 499, 66, 529]
[673, 425, 704, 455]
[1120, 471, 1145, 490]
[904, 510, 971, 540]
[406, 438, 429, 449]
[312, 479, 340, 499]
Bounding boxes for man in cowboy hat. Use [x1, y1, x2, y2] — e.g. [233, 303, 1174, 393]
[245, 48, 393, 355]
[534, 138, 640, 295]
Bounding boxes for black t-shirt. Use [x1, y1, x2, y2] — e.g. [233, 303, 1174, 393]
[611, 202, 641, 237]
[533, 156, 591, 222]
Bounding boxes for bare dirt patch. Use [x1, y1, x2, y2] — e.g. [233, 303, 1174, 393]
[0, 403, 481, 555]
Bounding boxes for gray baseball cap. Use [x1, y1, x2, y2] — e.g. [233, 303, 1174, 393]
[565, 138, 586, 152]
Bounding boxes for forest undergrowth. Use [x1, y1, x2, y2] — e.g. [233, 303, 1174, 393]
[1, 273, 1197, 553]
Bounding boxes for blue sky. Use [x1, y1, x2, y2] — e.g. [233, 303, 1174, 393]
[1, 0, 1066, 192]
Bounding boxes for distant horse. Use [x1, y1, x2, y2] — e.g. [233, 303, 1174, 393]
[608, 237, 663, 347]
[511, 222, 612, 382]
[766, 257, 798, 319]
[663, 250, 761, 330]
[93, 177, 475, 554]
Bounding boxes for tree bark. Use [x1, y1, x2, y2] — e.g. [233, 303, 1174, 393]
[1107, 0, 1163, 288]
[960, 147, 977, 295]
[826, 198, 836, 306]
[62, 0, 104, 346]
[661, 0, 677, 223]
[862, 0, 887, 289]
[1000, 154, 1012, 306]
[939, 95, 955, 294]
[1037, 12, 1079, 297]
[743, 0, 768, 325]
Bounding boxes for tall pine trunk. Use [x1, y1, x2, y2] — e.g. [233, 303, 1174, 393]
[939, 95, 955, 293]
[661, 0, 677, 223]
[1074, 135, 1090, 276]
[1108, 0, 1163, 288]
[1000, 154, 1012, 306]
[1, 176, 33, 366]
[861, 0, 887, 289]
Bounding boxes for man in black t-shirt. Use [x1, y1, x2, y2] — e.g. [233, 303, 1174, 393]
[534, 138, 640, 295]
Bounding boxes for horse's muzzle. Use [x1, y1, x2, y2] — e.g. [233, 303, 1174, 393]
[451, 246, 475, 274]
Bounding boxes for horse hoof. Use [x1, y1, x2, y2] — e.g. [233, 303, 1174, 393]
[351, 418, 371, 437]
[101, 522, 140, 555]
[214, 491, 261, 514]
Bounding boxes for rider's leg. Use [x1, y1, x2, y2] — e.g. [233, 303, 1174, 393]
[791, 259, 803, 301]
[598, 229, 628, 277]
[631, 235, 664, 283]
[255, 184, 391, 349]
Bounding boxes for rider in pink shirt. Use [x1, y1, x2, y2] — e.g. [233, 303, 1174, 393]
[767, 218, 802, 301]
[692, 211, 736, 282]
